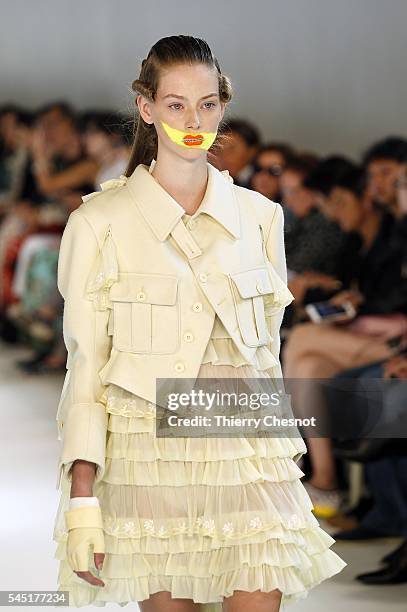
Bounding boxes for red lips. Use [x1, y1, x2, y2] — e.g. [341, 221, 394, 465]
[183, 134, 204, 146]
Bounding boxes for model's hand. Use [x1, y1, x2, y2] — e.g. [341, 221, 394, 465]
[65, 505, 105, 586]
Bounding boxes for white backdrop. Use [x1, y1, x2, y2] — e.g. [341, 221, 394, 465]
[2, 0, 407, 158]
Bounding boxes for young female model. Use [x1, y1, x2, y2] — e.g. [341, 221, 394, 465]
[52, 35, 346, 612]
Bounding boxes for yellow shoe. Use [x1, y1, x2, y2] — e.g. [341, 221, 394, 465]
[304, 481, 342, 519]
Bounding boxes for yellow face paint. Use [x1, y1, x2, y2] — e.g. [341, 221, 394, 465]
[161, 120, 217, 150]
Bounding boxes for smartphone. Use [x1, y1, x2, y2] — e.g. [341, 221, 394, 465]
[305, 300, 356, 323]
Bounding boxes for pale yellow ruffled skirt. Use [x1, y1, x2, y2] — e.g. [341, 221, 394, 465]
[53, 363, 346, 610]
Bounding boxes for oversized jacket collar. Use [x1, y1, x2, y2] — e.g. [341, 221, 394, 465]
[126, 160, 241, 242]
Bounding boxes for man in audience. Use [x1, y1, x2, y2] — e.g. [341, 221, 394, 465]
[362, 136, 407, 215]
[279, 154, 350, 322]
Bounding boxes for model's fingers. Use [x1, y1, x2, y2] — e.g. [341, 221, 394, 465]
[74, 570, 105, 587]
[94, 551, 105, 570]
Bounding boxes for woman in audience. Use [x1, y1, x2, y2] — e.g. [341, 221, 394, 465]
[29, 101, 99, 214]
[81, 110, 130, 187]
[249, 141, 295, 201]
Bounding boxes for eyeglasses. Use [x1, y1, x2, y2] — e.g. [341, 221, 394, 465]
[252, 162, 283, 177]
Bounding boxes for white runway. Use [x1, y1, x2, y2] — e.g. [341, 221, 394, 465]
[1, 339, 406, 611]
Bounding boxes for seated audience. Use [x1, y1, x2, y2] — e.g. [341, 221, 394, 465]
[282, 153, 407, 516]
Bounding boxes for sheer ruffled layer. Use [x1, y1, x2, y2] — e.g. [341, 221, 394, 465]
[102, 455, 305, 486]
[54, 478, 321, 545]
[55, 548, 345, 609]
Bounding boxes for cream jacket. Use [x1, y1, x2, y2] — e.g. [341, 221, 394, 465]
[55, 160, 295, 489]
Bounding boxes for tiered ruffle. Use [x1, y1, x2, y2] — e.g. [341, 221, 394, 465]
[200, 308, 280, 371]
[53, 363, 346, 609]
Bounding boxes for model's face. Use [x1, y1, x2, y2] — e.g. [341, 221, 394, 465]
[366, 159, 401, 208]
[280, 169, 314, 217]
[137, 63, 225, 161]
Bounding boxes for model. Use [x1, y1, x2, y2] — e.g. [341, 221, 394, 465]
[52, 34, 346, 612]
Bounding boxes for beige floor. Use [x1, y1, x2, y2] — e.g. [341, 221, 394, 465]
[1, 339, 407, 611]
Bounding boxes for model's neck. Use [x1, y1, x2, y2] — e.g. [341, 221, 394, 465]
[151, 154, 209, 214]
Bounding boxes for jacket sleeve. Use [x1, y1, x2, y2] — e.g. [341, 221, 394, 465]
[55, 208, 112, 490]
[263, 202, 294, 380]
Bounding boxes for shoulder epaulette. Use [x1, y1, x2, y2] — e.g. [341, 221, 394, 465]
[81, 174, 128, 203]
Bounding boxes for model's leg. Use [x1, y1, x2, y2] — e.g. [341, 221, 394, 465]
[138, 591, 201, 612]
[222, 588, 282, 612]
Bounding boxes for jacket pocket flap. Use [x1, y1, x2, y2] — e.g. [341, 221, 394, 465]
[229, 267, 274, 298]
[109, 272, 178, 305]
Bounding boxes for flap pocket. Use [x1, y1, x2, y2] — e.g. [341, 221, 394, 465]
[109, 272, 178, 305]
[229, 267, 274, 298]
[228, 267, 272, 347]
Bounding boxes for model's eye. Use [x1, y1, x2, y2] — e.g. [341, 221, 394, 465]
[203, 102, 217, 109]
[169, 103, 183, 110]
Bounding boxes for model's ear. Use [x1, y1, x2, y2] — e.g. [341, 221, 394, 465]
[136, 94, 154, 126]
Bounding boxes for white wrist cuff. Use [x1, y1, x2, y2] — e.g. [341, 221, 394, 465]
[69, 496, 100, 510]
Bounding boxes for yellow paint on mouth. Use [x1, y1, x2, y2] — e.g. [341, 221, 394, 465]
[161, 120, 217, 150]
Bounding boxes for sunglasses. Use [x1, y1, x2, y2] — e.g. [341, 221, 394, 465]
[252, 162, 283, 177]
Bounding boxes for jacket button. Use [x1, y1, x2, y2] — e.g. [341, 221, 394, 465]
[192, 302, 203, 312]
[199, 273, 208, 282]
[136, 291, 146, 301]
[183, 332, 194, 342]
[174, 361, 185, 372]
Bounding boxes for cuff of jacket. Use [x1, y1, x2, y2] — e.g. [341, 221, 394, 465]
[56, 402, 108, 490]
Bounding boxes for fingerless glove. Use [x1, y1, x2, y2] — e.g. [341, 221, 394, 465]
[64, 504, 105, 573]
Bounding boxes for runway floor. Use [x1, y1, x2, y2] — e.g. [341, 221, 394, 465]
[1, 339, 406, 611]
